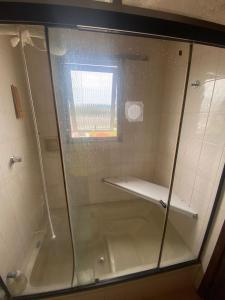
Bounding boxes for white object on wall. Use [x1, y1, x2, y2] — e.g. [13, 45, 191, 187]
[125, 101, 143, 122]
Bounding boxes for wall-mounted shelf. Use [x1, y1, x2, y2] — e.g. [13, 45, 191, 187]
[103, 176, 198, 219]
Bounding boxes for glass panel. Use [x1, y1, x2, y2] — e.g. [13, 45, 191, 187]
[48, 27, 190, 285]
[160, 44, 225, 267]
[0, 25, 73, 295]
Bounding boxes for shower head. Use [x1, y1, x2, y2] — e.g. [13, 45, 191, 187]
[10, 36, 20, 47]
[0, 25, 46, 50]
[11, 29, 34, 48]
[21, 29, 34, 47]
[0, 25, 65, 55]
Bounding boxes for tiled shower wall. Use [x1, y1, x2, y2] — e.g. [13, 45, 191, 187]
[0, 36, 44, 280]
[165, 44, 225, 256]
[49, 30, 169, 206]
[153, 42, 189, 186]
[26, 30, 191, 208]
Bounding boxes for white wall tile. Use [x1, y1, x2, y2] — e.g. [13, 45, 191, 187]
[210, 79, 225, 113]
[51, 32, 170, 205]
[167, 44, 225, 257]
[204, 112, 225, 145]
[197, 142, 224, 181]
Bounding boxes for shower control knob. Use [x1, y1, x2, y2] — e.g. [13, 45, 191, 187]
[9, 156, 22, 166]
[98, 256, 105, 263]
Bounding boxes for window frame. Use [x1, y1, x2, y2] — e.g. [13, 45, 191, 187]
[65, 62, 122, 142]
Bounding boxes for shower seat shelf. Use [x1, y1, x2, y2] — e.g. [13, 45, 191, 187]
[103, 176, 198, 219]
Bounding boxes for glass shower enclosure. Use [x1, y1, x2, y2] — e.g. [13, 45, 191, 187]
[48, 27, 192, 286]
[0, 23, 224, 297]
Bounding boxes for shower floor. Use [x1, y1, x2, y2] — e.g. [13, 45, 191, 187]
[74, 199, 194, 284]
[23, 199, 194, 294]
[21, 209, 73, 295]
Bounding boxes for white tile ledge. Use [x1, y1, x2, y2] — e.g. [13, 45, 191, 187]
[103, 176, 198, 219]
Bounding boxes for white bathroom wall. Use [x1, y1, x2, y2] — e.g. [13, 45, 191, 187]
[122, 0, 225, 26]
[49, 29, 172, 206]
[48, 27, 194, 212]
[0, 35, 44, 281]
[167, 44, 225, 258]
[201, 184, 225, 272]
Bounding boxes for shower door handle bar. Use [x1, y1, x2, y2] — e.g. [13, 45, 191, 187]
[159, 200, 167, 209]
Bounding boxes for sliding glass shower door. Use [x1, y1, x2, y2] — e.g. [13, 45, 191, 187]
[48, 27, 191, 285]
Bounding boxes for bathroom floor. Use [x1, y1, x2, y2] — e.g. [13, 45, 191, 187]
[23, 199, 193, 294]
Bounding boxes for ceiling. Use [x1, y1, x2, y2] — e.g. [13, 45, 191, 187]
[2, 0, 225, 26]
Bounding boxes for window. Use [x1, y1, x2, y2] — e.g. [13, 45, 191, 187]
[67, 64, 118, 140]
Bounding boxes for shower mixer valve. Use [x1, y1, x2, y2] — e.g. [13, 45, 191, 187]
[98, 256, 105, 263]
[9, 155, 22, 166]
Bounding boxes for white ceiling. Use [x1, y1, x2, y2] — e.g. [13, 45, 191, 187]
[2, 0, 225, 26]
[123, 0, 225, 26]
